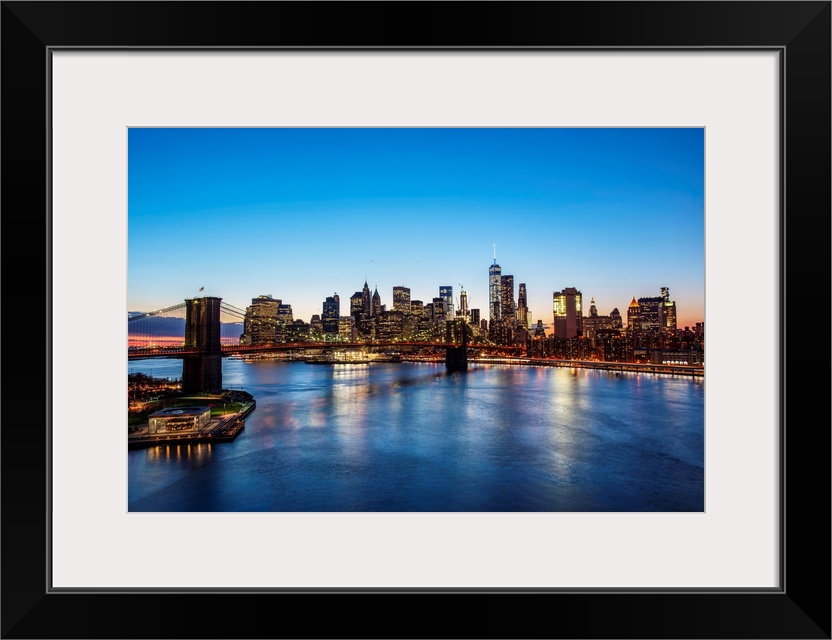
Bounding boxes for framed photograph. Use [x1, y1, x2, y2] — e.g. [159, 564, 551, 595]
[3, 2, 829, 638]
[125, 124, 707, 517]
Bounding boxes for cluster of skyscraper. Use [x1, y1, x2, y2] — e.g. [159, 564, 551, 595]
[239, 282, 477, 346]
[538, 283, 701, 364]
[238, 251, 704, 365]
[486, 249, 532, 346]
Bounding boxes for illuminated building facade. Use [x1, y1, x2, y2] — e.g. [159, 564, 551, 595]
[627, 296, 641, 330]
[629, 288, 677, 332]
[286, 320, 311, 342]
[432, 297, 446, 325]
[439, 286, 454, 322]
[377, 310, 405, 341]
[338, 316, 356, 341]
[516, 283, 530, 329]
[489, 257, 502, 326]
[393, 286, 411, 314]
[241, 295, 280, 345]
[371, 287, 381, 317]
[636, 296, 662, 331]
[275, 303, 293, 342]
[322, 294, 340, 336]
[582, 297, 615, 348]
[553, 287, 583, 339]
[661, 287, 677, 331]
[148, 406, 211, 435]
[310, 314, 323, 338]
[350, 291, 364, 321]
[362, 280, 372, 317]
[501, 275, 515, 329]
[359, 317, 377, 341]
[277, 304, 293, 324]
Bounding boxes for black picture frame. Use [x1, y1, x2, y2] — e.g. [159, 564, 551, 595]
[2, 2, 829, 638]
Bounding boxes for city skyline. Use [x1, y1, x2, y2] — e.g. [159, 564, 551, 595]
[128, 127, 704, 328]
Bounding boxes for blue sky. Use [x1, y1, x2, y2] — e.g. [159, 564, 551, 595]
[128, 127, 704, 329]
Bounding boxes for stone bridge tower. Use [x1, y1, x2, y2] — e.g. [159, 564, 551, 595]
[182, 296, 223, 393]
[445, 317, 469, 372]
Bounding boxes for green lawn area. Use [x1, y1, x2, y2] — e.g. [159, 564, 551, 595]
[210, 402, 243, 416]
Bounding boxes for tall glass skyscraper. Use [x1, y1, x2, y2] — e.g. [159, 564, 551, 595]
[350, 291, 364, 321]
[439, 286, 454, 321]
[489, 252, 502, 325]
[322, 293, 340, 336]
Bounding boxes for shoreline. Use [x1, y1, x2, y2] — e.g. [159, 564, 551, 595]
[224, 353, 704, 377]
[468, 357, 704, 377]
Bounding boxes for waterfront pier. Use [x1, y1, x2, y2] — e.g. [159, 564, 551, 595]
[128, 398, 256, 450]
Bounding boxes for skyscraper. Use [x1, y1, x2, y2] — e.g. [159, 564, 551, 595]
[458, 287, 468, 322]
[277, 304, 293, 323]
[553, 287, 583, 338]
[516, 283, 529, 329]
[488, 248, 502, 326]
[501, 274, 515, 328]
[275, 303, 293, 343]
[322, 293, 340, 336]
[241, 295, 280, 345]
[338, 315, 356, 341]
[310, 314, 323, 338]
[362, 280, 371, 317]
[432, 297, 446, 324]
[350, 291, 364, 321]
[582, 297, 615, 348]
[439, 286, 454, 322]
[627, 296, 641, 330]
[393, 286, 411, 314]
[636, 295, 662, 331]
[630, 288, 677, 332]
[661, 287, 677, 331]
[371, 286, 381, 317]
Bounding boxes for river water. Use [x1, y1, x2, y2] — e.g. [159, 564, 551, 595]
[127, 358, 704, 512]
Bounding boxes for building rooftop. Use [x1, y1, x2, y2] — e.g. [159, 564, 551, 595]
[149, 406, 210, 418]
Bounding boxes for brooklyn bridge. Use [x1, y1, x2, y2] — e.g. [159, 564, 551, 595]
[128, 296, 522, 392]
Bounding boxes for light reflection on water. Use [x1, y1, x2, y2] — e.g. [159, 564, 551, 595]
[128, 360, 704, 512]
